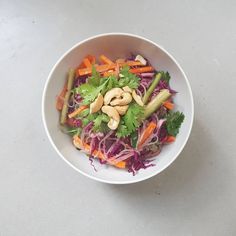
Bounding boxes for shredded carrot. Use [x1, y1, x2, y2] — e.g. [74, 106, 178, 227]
[103, 70, 115, 77]
[100, 54, 114, 65]
[116, 58, 125, 63]
[73, 136, 126, 168]
[121, 61, 144, 67]
[163, 101, 174, 110]
[56, 81, 67, 110]
[114, 63, 120, 77]
[83, 58, 92, 68]
[166, 136, 176, 143]
[115, 161, 126, 169]
[68, 105, 88, 118]
[138, 121, 157, 149]
[78, 64, 116, 76]
[87, 54, 96, 64]
[129, 66, 154, 74]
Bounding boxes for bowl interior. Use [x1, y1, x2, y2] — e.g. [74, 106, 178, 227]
[43, 34, 193, 184]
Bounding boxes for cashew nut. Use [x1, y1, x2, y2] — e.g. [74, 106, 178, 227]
[90, 93, 104, 114]
[110, 92, 132, 106]
[122, 86, 132, 93]
[135, 54, 147, 65]
[103, 88, 123, 105]
[114, 105, 129, 115]
[101, 105, 120, 130]
[132, 90, 144, 106]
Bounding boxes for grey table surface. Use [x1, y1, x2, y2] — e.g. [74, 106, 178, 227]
[1, 0, 236, 235]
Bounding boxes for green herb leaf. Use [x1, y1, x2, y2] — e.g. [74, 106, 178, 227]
[116, 103, 144, 137]
[165, 111, 185, 136]
[116, 124, 130, 138]
[78, 81, 108, 105]
[93, 114, 109, 131]
[130, 131, 138, 148]
[118, 66, 140, 89]
[82, 113, 98, 127]
[64, 127, 82, 136]
[160, 71, 171, 84]
[87, 65, 101, 86]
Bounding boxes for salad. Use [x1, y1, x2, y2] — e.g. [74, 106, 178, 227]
[56, 54, 184, 175]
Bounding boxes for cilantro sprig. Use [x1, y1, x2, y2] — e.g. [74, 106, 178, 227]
[116, 103, 144, 138]
[165, 111, 185, 136]
[118, 66, 140, 89]
[77, 65, 140, 106]
[160, 71, 171, 84]
[75, 66, 143, 135]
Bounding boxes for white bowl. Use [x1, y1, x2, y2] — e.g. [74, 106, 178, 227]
[42, 33, 194, 184]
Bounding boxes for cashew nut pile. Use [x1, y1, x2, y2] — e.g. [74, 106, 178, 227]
[89, 86, 144, 130]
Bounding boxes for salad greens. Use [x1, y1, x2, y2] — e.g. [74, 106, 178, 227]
[116, 103, 144, 138]
[165, 111, 185, 136]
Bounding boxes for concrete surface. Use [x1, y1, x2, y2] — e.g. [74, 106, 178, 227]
[0, 0, 236, 235]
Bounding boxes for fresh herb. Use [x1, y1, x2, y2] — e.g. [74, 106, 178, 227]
[93, 114, 109, 131]
[160, 71, 171, 84]
[116, 103, 144, 137]
[116, 124, 130, 138]
[77, 66, 140, 105]
[82, 113, 98, 126]
[78, 108, 89, 117]
[130, 131, 138, 148]
[165, 111, 185, 136]
[63, 127, 82, 136]
[118, 66, 140, 89]
[78, 82, 108, 105]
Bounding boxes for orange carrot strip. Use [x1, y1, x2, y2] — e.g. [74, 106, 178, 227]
[163, 101, 174, 110]
[115, 161, 126, 169]
[100, 55, 114, 65]
[116, 58, 125, 63]
[129, 66, 154, 74]
[73, 136, 126, 168]
[83, 58, 92, 68]
[138, 122, 157, 149]
[121, 61, 144, 67]
[166, 136, 176, 143]
[78, 64, 116, 76]
[103, 70, 115, 77]
[87, 54, 96, 64]
[56, 81, 67, 111]
[68, 105, 88, 118]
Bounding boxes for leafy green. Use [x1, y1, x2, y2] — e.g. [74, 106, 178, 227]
[101, 75, 119, 94]
[76, 66, 140, 105]
[78, 82, 108, 105]
[78, 108, 89, 117]
[93, 114, 109, 131]
[82, 113, 98, 126]
[118, 66, 140, 89]
[160, 71, 171, 84]
[116, 124, 130, 138]
[64, 127, 82, 136]
[165, 111, 185, 136]
[130, 131, 138, 148]
[116, 103, 144, 137]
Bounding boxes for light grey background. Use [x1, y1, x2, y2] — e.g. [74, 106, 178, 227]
[1, 0, 236, 235]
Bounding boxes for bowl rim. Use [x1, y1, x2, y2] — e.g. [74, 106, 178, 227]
[42, 32, 194, 184]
